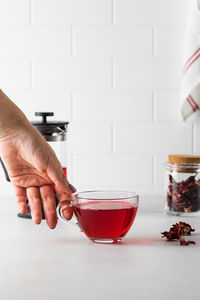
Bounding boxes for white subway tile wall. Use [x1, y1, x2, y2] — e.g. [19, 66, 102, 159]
[114, 60, 182, 89]
[155, 27, 185, 59]
[113, 123, 192, 154]
[4, 90, 72, 121]
[114, 0, 189, 26]
[0, 60, 30, 88]
[73, 27, 153, 59]
[68, 123, 112, 155]
[33, 59, 112, 89]
[194, 123, 200, 154]
[0, 0, 29, 25]
[0, 0, 194, 196]
[73, 155, 153, 186]
[72, 91, 153, 122]
[153, 155, 170, 187]
[154, 91, 182, 122]
[32, 0, 112, 26]
[0, 28, 71, 58]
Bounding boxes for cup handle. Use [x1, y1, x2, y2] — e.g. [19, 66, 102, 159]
[57, 201, 81, 231]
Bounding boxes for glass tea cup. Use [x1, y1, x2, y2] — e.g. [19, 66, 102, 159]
[57, 190, 139, 243]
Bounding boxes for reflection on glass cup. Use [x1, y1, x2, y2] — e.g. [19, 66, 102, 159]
[57, 191, 139, 244]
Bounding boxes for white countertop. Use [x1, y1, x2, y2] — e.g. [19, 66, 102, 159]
[0, 196, 199, 300]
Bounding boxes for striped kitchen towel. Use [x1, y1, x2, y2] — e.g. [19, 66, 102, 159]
[181, 0, 200, 120]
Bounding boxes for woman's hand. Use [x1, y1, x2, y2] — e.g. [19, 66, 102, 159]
[0, 90, 75, 228]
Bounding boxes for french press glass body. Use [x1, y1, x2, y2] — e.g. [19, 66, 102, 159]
[0, 112, 69, 219]
[32, 112, 69, 177]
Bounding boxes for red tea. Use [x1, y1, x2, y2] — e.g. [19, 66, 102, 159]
[73, 201, 138, 240]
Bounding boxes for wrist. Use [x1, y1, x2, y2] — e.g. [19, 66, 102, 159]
[0, 119, 32, 142]
[0, 90, 31, 139]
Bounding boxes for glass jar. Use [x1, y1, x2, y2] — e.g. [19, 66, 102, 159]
[164, 155, 200, 216]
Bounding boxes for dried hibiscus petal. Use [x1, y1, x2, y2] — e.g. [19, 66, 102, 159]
[161, 222, 195, 246]
[167, 174, 200, 213]
[179, 236, 196, 246]
[178, 221, 195, 235]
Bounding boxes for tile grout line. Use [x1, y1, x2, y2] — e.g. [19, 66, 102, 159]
[70, 26, 73, 58]
[70, 92, 74, 183]
[29, 0, 32, 89]
[112, 59, 115, 90]
[152, 155, 156, 187]
[70, 153, 162, 157]
[3, 25, 163, 29]
[29, 59, 32, 89]
[111, 60, 114, 89]
[70, 92, 74, 122]
[110, 7, 114, 161]
[111, 123, 114, 155]
[152, 25, 156, 58]
[111, 0, 114, 25]
[29, 0, 32, 25]
[152, 90, 156, 122]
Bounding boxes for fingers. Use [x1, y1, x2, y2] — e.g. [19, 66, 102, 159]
[13, 186, 27, 214]
[40, 185, 57, 229]
[14, 182, 74, 227]
[26, 186, 42, 224]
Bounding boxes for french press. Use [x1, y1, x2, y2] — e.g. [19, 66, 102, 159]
[0, 112, 69, 219]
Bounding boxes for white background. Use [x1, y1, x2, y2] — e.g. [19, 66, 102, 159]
[0, 0, 197, 195]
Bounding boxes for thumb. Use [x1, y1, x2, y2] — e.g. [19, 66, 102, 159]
[47, 157, 76, 198]
[47, 158, 76, 197]
[53, 176, 76, 221]
[59, 200, 73, 221]
[54, 174, 76, 201]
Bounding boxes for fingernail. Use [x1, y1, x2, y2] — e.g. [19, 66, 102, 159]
[48, 223, 57, 229]
[69, 183, 76, 193]
[34, 219, 41, 225]
[21, 208, 26, 215]
[47, 217, 57, 229]
[32, 215, 42, 225]
[19, 204, 27, 214]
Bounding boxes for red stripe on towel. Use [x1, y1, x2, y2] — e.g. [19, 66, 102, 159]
[189, 94, 199, 110]
[183, 47, 200, 70]
[183, 53, 200, 75]
[187, 97, 196, 112]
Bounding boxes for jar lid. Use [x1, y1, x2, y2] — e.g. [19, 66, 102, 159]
[168, 155, 200, 164]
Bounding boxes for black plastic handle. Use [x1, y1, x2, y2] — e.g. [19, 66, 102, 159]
[0, 157, 10, 182]
[35, 112, 54, 124]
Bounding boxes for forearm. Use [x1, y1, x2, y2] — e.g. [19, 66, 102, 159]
[0, 90, 30, 138]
